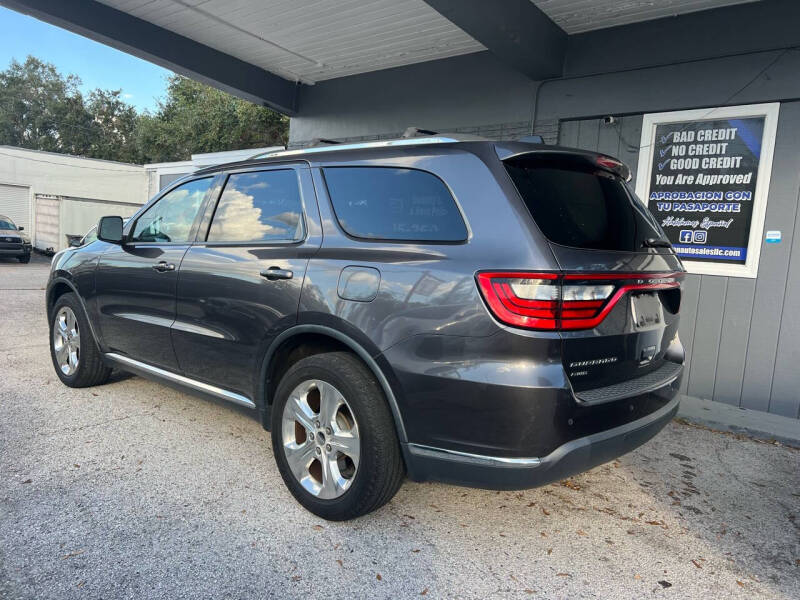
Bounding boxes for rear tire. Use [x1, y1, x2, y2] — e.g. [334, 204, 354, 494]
[49, 292, 112, 388]
[271, 352, 405, 520]
[18, 254, 30, 263]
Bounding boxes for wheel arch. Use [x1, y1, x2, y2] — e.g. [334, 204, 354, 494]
[258, 324, 408, 443]
[46, 276, 103, 350]
[46, 278, 76, 316]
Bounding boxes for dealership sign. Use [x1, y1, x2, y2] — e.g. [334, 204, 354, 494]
[636, 103, 779, 278]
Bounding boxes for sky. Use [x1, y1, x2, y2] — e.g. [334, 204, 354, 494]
[0, 6, 172, 112]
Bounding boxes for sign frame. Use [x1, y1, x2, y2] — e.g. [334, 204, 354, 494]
[635, 103, 780, 278]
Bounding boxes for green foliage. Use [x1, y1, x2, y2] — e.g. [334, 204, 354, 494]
[135, 75, 288, 163]
[0, 57, 94, 155]
[0, 56, 289, 164]
[87, 89, 140, 163]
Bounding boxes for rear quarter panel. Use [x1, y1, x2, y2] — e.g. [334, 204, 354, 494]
[300, 147, 566, 453]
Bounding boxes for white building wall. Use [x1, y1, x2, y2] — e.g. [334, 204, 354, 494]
[0, 146, 148, 251]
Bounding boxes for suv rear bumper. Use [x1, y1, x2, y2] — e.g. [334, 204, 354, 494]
[404, 394, 679, 490]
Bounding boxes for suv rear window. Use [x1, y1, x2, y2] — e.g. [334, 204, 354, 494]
[503, 155, 666, 251]
[323, 167, 467, 242]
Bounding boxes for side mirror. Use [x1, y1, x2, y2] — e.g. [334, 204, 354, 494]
[18, 226, 24, 231]
[98, 216, 124, 244]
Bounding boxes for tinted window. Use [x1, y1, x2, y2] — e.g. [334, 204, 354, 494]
[131, 178, 212, 243]
[323, 167, 467, 242]
[503, 156, 666, 251]
[207, 170, 304, 243]
[0, 219, 16, 230]
[81, 226, 98, 245]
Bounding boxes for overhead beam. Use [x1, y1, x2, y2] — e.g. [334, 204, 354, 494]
[423, 0, 566, 80]
[0, 0, 299, 114]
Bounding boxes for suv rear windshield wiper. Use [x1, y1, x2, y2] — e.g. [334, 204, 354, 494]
[642, 238, 672, 248]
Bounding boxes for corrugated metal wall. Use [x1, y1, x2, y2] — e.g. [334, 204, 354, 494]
[34, 195, 60, 251]
[560, 104, 800, 419]
[0, 183, 30, 231]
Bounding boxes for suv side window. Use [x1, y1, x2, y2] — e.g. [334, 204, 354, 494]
[207, 170, 304, 243]
[131, 178, 213, 243]
[322, 167, 467, 242]
[81, 226, 98, 245]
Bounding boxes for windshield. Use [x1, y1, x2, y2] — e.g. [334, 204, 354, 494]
[503, 154, 668, 252]
[0, 219, 17, 230]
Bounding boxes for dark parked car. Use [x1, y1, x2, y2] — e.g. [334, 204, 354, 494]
[0, 214, 32, 263]
[46, 137, 684, 520]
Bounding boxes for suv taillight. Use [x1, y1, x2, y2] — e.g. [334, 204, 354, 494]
[476, 272, 682, 331]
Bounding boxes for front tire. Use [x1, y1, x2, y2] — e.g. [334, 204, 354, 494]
[49, 293, 111, 388]
[271, 352, 404, 520]
[18, 254, 30, 263]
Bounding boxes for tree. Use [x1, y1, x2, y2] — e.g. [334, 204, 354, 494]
[134, 75, 289, 163]
[0, 56, 94, 155]
[0, 57, 289, 164]
[87, 89, 139, 163]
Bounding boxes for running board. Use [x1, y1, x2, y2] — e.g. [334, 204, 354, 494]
[104, 353, 256, 409]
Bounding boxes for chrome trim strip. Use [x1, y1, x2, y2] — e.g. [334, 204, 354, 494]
[115, 314, 230, 341]
[104, 353, 255, 409]
[115, 312, 174, 328]
[170, 320, 229, 340]
[407, 444, 542, 466]
[408, 396, 681, 469]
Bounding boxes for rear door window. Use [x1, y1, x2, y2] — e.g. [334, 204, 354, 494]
[503, 155, 666, 251]
[207, 170, 304, 243]
[322, 167, 467, 242]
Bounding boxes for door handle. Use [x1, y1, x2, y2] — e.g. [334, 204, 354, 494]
[260, 267, 293, 280]
[152, 261, 176, 272]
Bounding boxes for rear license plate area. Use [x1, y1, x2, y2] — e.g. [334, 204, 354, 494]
[631, 292, 664, 330]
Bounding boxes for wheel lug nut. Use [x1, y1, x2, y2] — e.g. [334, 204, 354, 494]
[326, 444, 332, 452]
[315, 447, 321, 455]
[325, 427, 332, 435]
[314, 420, 320, 428]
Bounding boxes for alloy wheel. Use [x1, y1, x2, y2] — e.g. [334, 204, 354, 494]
[281, 379, 360, 499]
[53, 306, 80, 376]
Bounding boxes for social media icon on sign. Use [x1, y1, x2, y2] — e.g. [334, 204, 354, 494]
[679, 230, 693, 243]
[692, 230, 707, 244]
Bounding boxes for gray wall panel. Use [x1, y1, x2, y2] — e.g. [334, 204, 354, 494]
[767, 171, 800, 417]
[596, 118, 622, 158]
[558, 120, 580, 147]
[677, 275, 702, 395]
[576, 119, 600, 153]
[617, 117, 644, 189]
[740, 102, 800, 412]
[713, 278, 756, 406]
[687, 276, 729, 400]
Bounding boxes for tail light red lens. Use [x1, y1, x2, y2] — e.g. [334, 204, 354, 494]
[476, 272, 682, 331]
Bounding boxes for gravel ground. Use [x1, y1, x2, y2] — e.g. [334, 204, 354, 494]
[1, 254, 798, 599]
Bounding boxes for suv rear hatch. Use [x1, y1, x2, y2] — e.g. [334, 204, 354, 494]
[498, 150, 684, 398]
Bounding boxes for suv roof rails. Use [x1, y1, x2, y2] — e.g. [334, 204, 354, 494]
[402, 126, 439, 138]
[249, 133, 488, 160]
[309, 138, 342, 146]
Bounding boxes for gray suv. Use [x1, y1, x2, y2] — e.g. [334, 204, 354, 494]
[46, 137, 684, 520]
